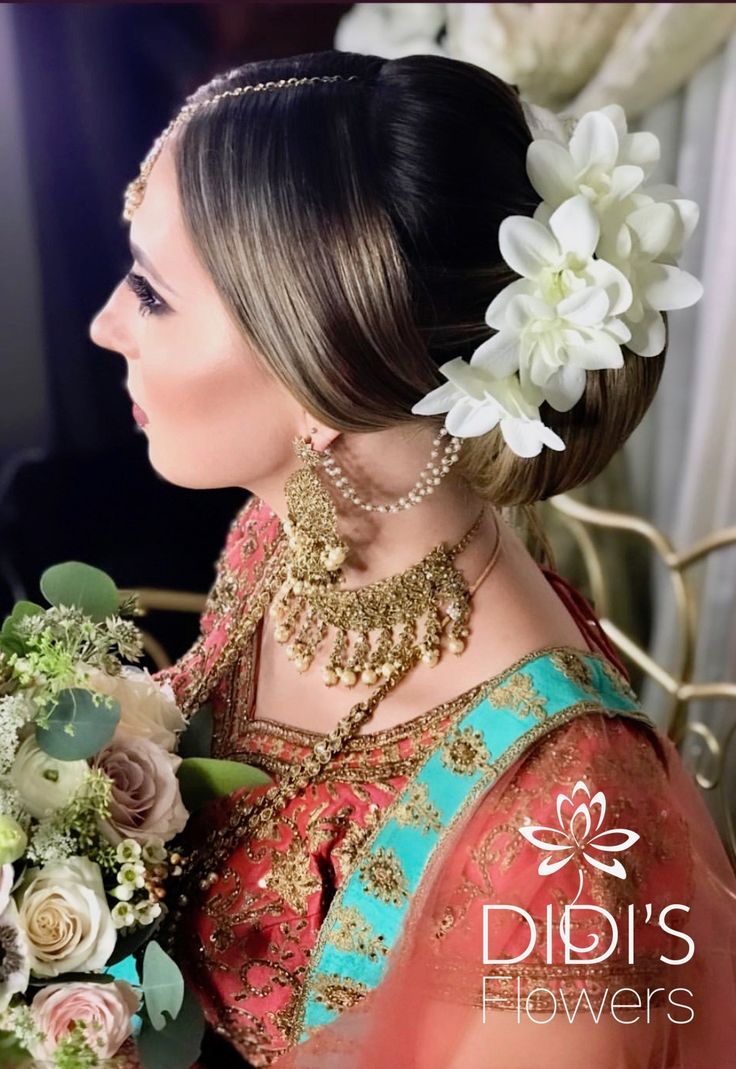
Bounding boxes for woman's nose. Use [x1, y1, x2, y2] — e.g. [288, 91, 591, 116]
[89, 285, 135, 359]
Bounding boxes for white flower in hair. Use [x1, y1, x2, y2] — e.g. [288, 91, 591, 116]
[412, 357, 565, 459]
[412, 103, 704, 458]
[527, 104, 660, 216]
[474, 194, 633, 411]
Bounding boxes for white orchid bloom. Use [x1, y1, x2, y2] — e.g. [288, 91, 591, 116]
[412, 357, 565, 458]
[596, 190, 703, 356]
[471, 196, 632, 411]
[527, 104, 659, 216]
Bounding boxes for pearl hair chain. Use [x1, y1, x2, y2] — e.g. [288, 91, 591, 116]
[320, 428, 462, 513]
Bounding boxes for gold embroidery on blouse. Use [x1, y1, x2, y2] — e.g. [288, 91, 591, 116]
[440, 724, 492, 776]
[326, 905, 389, 961]
[359, 846, 409, 906]
[261, 841, 322, 917]
[392, 780, 443, 834]
[310, 972, 369, 1013]
[488, 672, 548, 722]
[548, 649, 597, 695]
[331, 805, 383, 884]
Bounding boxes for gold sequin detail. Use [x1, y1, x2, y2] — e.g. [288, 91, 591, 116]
[440, 724, 491, 776]
[392, 780, 443, 834]
[488, 672, 547, 721]
[327, 905, 389, 961]
[310, 973, 369, 1013]
[359, 847, 409, 906]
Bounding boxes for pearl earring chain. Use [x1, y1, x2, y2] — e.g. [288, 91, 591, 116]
[319, 428, 462, 514]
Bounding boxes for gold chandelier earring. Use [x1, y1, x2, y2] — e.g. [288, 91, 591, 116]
[269, 433, 496, 689]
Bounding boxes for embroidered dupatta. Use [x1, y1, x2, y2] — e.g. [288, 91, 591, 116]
[155, 498, 736, 1068]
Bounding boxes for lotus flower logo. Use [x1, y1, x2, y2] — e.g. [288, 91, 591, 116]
[519, 780, 640, 904]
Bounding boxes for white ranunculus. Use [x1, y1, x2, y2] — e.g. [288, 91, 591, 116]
[9, 737, 89, 820]
[16, 856, 116, 977]
[85, 665, 186, 752]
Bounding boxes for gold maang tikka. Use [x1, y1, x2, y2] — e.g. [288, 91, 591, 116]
[269, 435, 486, 688]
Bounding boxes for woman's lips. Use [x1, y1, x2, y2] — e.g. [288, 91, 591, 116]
[132, 402, 149, 427]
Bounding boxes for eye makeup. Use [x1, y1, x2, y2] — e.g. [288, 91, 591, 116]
[125, 270, 170, 318]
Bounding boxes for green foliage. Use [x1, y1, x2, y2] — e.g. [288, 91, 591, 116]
[137, 988, 205, 1069]
[36, 688, 120, 760]
[177, 757, 272, 811]
[40, 562, 119, 623]
[141, 942, 184, 1030]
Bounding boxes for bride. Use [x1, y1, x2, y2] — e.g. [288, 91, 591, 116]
[89, 49, 736, 1069]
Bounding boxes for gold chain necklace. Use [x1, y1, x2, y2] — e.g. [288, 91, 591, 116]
[163, 508, 502, 946]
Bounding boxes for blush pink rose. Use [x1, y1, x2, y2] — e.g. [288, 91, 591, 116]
[31, 980, 140, 1061]
[93, 736, 188, 845]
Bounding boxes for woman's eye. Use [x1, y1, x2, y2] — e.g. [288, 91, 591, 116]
[124, 271, 169, 318]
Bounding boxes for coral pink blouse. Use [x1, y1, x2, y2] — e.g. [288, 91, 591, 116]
[152, 497, 685, 1069]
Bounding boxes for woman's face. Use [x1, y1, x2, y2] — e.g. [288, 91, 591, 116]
[89, 139, 305, 492]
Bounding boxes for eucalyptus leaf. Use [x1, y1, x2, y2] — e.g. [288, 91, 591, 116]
[142, 941, 184, 1031]
[138, 988, 205, 1069]
[0, 601, 45, 654]
[178, 757, 272, 811]
[176, 702, 213, 759]
[36, 688, 120, 760]
[40, 561, 119, 621]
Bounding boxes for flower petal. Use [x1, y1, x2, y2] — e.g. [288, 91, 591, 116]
[609, 164, 645, 201]
[625, 308, 666, 357]
[549, 195, 599, 260]
[557, 286, 609, 326]
[445, 398, 501, 438]
[621, 130, 660, 175]
[499, 215, 560, 279]
[411, 381, 460, 417]
[500, 416, 565, 457]
[543, 365, 587, 412]
[526, 139, 578, 207]
[485, 278, 537, 329]
[627, 202, 677, 260]
[639, 262, 704, 311]
[585, 259, 632, 317]
[569, 111, 619, 174]
[470, 332, 521, 379]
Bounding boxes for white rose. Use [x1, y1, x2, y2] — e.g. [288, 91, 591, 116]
[16, 857, 116, 977]
[9, 737, 88, 819]
[86, 666, 186, 752]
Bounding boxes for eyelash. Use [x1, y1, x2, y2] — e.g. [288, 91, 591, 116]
[125, 271, 168, 318]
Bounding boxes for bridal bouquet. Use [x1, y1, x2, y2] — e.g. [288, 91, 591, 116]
[0, 562, 269, 1069]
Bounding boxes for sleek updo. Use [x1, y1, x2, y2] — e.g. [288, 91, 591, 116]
[172, 49, 666, 507]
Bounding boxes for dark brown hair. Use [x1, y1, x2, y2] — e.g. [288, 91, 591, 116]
[169, 50, 665, 506]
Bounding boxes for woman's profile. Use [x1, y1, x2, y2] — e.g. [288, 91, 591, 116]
[89, 49, 736, 1069]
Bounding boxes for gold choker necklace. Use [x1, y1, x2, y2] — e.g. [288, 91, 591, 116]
[268, 446, 499, 688]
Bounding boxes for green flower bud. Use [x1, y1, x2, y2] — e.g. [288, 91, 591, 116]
[0, 814, 27, 864]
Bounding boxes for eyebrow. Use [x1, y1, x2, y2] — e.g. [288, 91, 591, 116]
[128, 238, 181, 297]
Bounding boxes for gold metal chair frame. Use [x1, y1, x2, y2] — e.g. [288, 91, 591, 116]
[547, 493, 736, 865]
[121, 494, 736, 863]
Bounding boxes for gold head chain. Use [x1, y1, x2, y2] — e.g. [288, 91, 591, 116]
[122, 74, 360, 221]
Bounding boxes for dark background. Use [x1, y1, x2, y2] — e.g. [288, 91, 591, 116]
[1, 3, 351, 662]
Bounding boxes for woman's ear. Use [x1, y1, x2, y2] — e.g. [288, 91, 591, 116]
[305, 420, 341, 453]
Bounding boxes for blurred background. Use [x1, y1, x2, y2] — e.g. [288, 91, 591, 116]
[2, 3, 736, 838]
